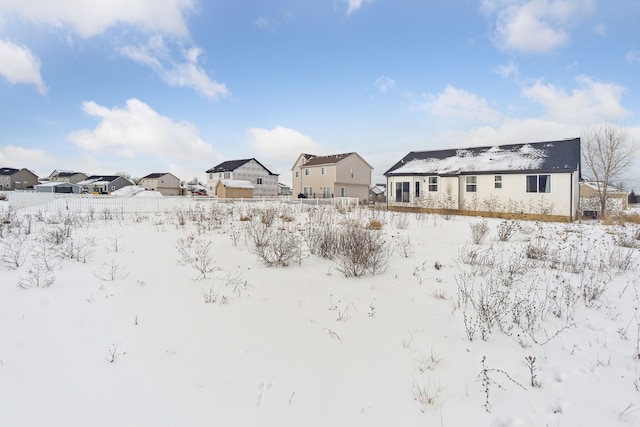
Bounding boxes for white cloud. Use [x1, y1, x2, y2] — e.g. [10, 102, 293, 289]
[68, 98, 215, 161]
[375, 76, 396, 93]
[0, 0, 196, 38]
[522, 75, 628, 123]
[493, 61, 519, 80]
[0, 39, 47, 94]
[426, 85, 502, 124]
[247, 126, 320, 159]
[627, 50, 640, 64]
[0, 145, 51, 172]
[345, 0, 374, 15]
[482, 0, 595, 53]
[120, 36, 229, 99]
[246, 126, 321, 181]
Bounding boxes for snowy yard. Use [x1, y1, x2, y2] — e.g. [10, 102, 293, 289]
[1, 196, 639, 426]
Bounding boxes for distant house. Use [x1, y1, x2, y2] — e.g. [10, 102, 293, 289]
[206, 158, 279, 198]
[384, 138, 582, 222]
[370, 183, 387, 203]
[138, 173, 181, 196]
[215, 179, 254, 199]
[579, 181, 628, 216]
[48, 170, 88, 184]
[291, 152, 373, 203]
[0, 167, 39, 190]
[77, 175, 134, 194]
[278, 182, 292, 196]
[35, 182, 81, 194]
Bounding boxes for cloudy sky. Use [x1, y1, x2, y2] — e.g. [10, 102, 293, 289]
[1, 0, 639, 187]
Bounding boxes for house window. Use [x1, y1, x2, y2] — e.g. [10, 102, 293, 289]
[224, 172, 231, 179]
[209, 173, 213, 180]
[428, 177, 438, 192]
[395, 182, 410, 202]
[305, 168, 311, 176]
[295, 171, 300, 178]
[526, 175, 551, 193]
[494, 176, 502, 189]
[350, 167, 355, 179]
[415, 181, 420, 198]
[256, 177, 263, 185]
[465, 176, 477, 192]
[321, 167, 326, 175]
[322, 187, 331, 198]
[340, 187, 349, 197]
[303, 186, 313, 197]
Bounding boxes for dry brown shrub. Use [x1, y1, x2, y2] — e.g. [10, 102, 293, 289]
[239, 215, 251, 221]
[364, 219, 383, 230]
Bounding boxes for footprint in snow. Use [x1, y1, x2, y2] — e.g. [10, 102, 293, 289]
[257, 380, 272, 407]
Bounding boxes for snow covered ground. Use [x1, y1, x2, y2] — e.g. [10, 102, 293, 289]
[1, 197, 639, 426]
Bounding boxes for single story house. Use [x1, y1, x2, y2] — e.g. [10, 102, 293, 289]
[384, 138, 582, 222]
[35, 182, 81, 194]
[206, 159, 279, 198]
[138, 172, 181, 196]
[77, 175, 135, 194]
[215, 179, 254, 199]
[579, 181, 628, 216]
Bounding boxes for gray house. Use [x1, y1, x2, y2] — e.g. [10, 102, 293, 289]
[385, 138, 582, 222]
[0, 167, 39, 190]
[35, 182, 82, 194]
[77, 175, 135, 194]
[206, 158, 279, 198]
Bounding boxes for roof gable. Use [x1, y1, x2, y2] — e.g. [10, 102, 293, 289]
[302, 152, 354, 167]
[385, 138, 581, 176]
[207, 158, 277, 175]
[0, 167, 20, 176]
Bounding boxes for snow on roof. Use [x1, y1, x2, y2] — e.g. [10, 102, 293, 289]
[111, 185, 146, 196]
[220, 179, 254, 189]
[35, 181, 79, 187]
[393, 144, 546, 175]
[581, 181, 628, 194]
[135, 189, 163, 198]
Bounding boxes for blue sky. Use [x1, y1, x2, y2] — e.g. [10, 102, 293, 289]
[1, 0, 639, 188]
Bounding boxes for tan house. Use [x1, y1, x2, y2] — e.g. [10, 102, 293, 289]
[138, 173, 181, 196]
[0, 167, 39, 190]
[291, 152, 373, 203]
[48, 170, 88, 184]
[215, 179, 254, 199]
[579, 181, 628, 216]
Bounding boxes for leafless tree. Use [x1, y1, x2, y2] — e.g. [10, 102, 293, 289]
[582, 123, 637, 218]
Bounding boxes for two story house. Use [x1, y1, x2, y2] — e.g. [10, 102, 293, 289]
[384, 138, 581, 222]
[138, 173, 181, 196]
[291, 152, 373, 203]
[0, 167, 39, 190]
[48, 170, 88, 184]
[206, 158, 279, 198]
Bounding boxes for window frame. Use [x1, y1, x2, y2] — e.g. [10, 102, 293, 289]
[494, 175, 502, 189]
[256, 177, 263, 185]
[428, 176, 438, 192]
[340, 187, 348, 197]
[395, 181, 410, 202]
[526, 174, 551, 193]
[465, 176, 477, 193]
[305, 168, 311, 176]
